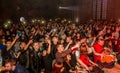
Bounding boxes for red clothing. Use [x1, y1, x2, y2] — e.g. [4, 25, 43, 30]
[80, 54, 91, 66]
[52, 62, 63, 73]
[93, 43, 104, 63]
[71, 48, 77, 53]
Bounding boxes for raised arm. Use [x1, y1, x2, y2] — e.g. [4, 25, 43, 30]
[91, 36, 96, 46]
[58, 27, 66, 36]
[46, 39, 51, 54]
[61, 43, 80, 57]
[24, 39, 33, 50]
[14, 52, 21, 59]
[7, 35, 19, 51]
[64, 40, 72, 51]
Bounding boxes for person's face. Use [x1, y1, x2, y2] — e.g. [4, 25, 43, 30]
[5, 63, 12, 71]
[108, 41, 112, 46]
[99, 31, 104, 36]
[6, 41, 11, 47]
[0, 29, 3, 36]
[33, 42, 40, 51]
[21, 32, 25, 37]
[67, 54, 71, 60]
[20, 42, 26, 49]
[88, 34, 92, 38]
[107, 29, 111, 33]
[42, 50, 47, 56]
[98, 37, 105, 46]
[39, 42, 43, 47]
[74, 30, 77, 33]
[57, 44, 64, 52]
[111, 32, 115, 38]
[6, 31, 10, 35]
[66, 37, 71, 43]
[1, 38, 6, 44]
[116, 27, 120, 32]
[52, 37, 58, 43]
[76, 33, 80, 38]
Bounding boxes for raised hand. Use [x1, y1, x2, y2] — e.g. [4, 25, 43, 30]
[15, 34, 19, 40]
[29, 39, 33, 44]
[93, 36, 96, 41]
[69, 40, 73, 45]
[47, 39, 51, 44]
[80, 38, 86, 43]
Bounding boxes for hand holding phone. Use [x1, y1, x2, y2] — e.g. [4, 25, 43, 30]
[17, 31, 22, 37]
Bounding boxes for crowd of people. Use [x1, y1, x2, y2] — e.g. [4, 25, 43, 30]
[0, 18, 120, 73]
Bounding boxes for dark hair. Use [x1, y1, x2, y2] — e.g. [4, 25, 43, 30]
[80, 44, 88, 54]
[56, 43, 63, 48]
[5, 58, 17, 66]
[117, 59, 120, 65]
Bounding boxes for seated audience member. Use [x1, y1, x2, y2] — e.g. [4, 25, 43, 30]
[93, 36, 105, 63]
[79, 43, 104, 73]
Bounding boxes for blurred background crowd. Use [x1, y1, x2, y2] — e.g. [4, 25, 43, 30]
[0, 18, 120, 73]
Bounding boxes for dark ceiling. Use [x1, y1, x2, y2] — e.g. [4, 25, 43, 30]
[0, 0, 77, 21]
[0, 0, 59, 19]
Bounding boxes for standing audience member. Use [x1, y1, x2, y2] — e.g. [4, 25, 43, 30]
[4, 58, 29, 73]
[42, 38, 53, 73]
[29, 41, 42, 73]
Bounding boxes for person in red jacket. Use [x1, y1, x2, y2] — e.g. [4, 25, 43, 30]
[93, 36, 105, 63]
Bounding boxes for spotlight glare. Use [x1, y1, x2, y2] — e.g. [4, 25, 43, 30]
[90, 19, 93, 22]
[68, 20, 71, 23]
[3, 19, 12, 29]
[75, 17, 79, 23]
[59, 6, 62, 9]
[20, 17, 25, 22]
[41, 20, 46, 24]
[49, 19, 52, 21]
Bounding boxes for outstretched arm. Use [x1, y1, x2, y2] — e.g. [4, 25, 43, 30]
[24, 39, 33, 50]
[7, 35, 19, 51]
[46, 39, 51, 54]
[64, 40, 72, 51]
